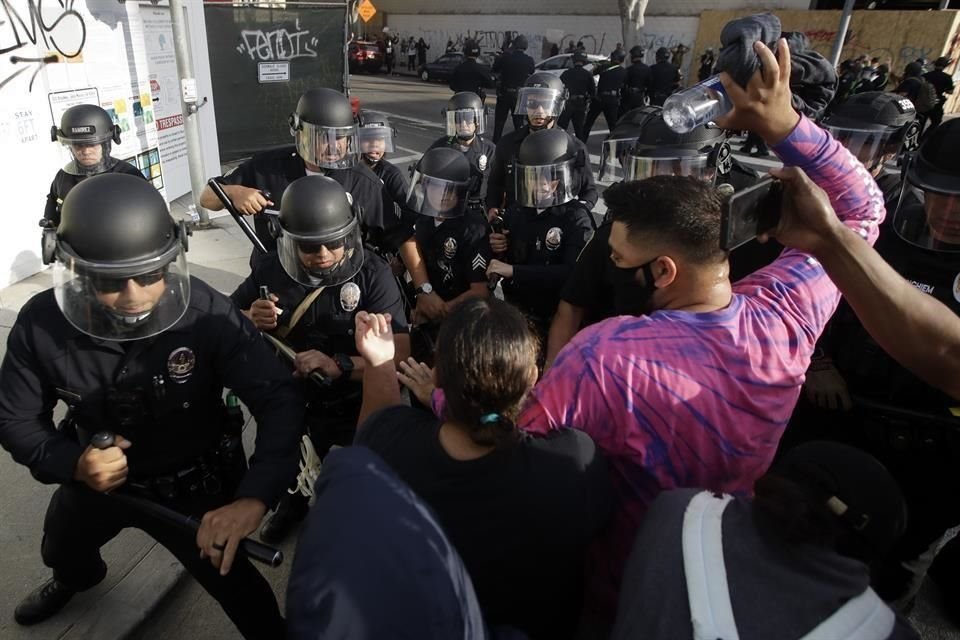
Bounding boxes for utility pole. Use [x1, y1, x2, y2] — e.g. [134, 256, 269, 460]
[168, 0, 212, 226]
[829, 0, 856, 68]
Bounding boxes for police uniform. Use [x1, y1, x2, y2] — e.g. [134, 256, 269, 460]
[0, 278, 304, 638]
[584, 63, 627, 139]
[499, 201, 593, 336]
[649, 61, 681, 106]
[43, 161, 144, 226]
[367, 158, 418, 256]
[231, 250, 407, 446]
[216, 146, 388, 254]
[485, 127, 598, 212]
[558, 65, 596, 142]
[450, 58, 496, 102]
[492, 49, 535, 142]
[428, 135, 497, 213]
[416, 210, 491, 303]
[622, 62, 652, 113]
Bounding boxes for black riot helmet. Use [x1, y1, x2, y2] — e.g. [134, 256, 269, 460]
[512, 35, 528, 51]
[444, 91, 486, 140]
[893, 118, 960, 252]
[603, 113, 730, 183]
[516, 72, 567, 129]
[357, 110, 396, 164]
[289, 88, 359, 170]
[629, 45, 645, 62]
[51, 104, 122, 176]
[572, 51, 588, 65]
[516, 128, 579, 208]
[274, 176, 364, 287]
[44, 174, 191, 341]
[610, 49, 626, 65]
[598, 106, 662, 181]
[934, 56, 952, 69]
[656, 47, 670, 63]
[463, 39, 480, 58]
[822, 92, 919, 174]
[408, 148, 473, 219]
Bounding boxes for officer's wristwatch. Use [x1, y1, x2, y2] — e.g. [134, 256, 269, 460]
[416, 283, 434, 296]
[333, 353, 354, 375]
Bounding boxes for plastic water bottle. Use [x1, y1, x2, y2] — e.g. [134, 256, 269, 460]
[662, 75, 733, 134]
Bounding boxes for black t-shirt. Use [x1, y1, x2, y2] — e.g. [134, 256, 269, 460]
[415, 211, 491, 301]
[355, 405, 612, 639]
[44, 160, 144, 225]
[218, 146, 387, 254]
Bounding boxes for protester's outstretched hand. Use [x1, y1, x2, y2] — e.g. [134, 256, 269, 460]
[397, 357, 435, 406]
[759, 166, 844, 256]
[714, 38, 799, 146]
[355, 311, 395, 367]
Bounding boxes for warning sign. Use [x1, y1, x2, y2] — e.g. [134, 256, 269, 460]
[357, 0, 377, 23]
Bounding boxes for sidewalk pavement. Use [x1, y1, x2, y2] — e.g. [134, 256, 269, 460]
[0, 194, 259, 640]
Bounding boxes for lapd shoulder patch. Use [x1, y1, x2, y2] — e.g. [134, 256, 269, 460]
[340, 282, 361, 312]
[167, 347, 196, 383]
[545, 227, 563, 250]
[478, 154, 488, 172]
[443, 237, 458, 259]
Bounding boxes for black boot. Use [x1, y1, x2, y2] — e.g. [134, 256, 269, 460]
[14, 578, 76, 625]
[259, 492, 309, 544]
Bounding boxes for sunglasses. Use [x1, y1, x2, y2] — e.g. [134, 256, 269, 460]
[298, 239, 346, 254]
[525, 100, 553, 111]
[90, 270, 165, 293]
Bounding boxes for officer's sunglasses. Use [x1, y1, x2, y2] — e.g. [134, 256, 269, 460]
[525, 99, 553, 111]
[90, 270, 165, 293]
[298, 238, 346, 254]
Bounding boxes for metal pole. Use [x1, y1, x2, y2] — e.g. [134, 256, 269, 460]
[168, 0, 212, 226]
[939, 0, 950, 9]
[829, 0, 856, 68]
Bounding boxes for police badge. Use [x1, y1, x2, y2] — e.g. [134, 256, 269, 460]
[340, 282, 361, 312]
[167, 347, 196, 383]
[443, 237, 458, 259]
[478, 154, 488, 172]
[545, 227, 562, 251]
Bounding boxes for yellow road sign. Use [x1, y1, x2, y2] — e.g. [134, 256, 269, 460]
[357, 0, 377, 23]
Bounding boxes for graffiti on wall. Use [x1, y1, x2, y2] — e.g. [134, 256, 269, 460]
[235, 19, 320, 61]
[1, 0, 86, 92]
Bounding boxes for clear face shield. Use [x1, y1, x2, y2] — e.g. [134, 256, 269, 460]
[826, 125, 906, 174]
[515, 159, 576, 208]
[407, 173, 470, 218]
[623, 150, 717, 183]
[294, 122, 359, 170]
[59, 138, 118, 176]
[515, 88, 566, 128]
[893, 185, 960, 252]
[445, 108, 486, 140]
[358, 125, 396, 162]
[277, 216, 365, 287]
[599, 138, 639, 182]
[52, 244, 190, 341]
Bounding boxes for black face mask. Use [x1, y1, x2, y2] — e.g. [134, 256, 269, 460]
[608, 257, 658, 316]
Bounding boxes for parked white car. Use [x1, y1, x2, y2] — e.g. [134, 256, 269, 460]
[534, 53, 608, 85]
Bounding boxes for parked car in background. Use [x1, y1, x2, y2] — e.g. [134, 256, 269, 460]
[349, 41, 385, 73]
[534, 53, 608, 85]
[419, 51, 497, 83]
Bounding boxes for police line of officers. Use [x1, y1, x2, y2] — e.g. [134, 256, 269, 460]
[2, 63, 959, 638]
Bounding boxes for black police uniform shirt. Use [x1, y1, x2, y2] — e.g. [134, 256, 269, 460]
[428, 135, 497, 205]
[650, 62, 681, 102]
[415, 210, 491, 301]
[367, 159, 418, 254]
[449, 58, 496, 98]
[923, 69, 954, 101]
[0, 277, 304, 506]
[492, 50, 535, 91]
[485, 126, 598, 212]
[354, 405, 612, 639]
[595, 64, 627, 98]
[218, 146, 387, 254]
[230, 251, 408, 397]
[500, 200, 594, 320]
[828, 222, 960, 412]
[623, 63, 652, 104]
[44, 160, 144, 226]
[560, 66, 596, 101]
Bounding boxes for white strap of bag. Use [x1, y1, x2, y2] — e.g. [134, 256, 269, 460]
[799, 587, 895, 640]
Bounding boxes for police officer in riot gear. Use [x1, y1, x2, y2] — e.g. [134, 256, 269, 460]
[783, 118, 960, 611]
[546, 110, 753, 367]
[230, 175, 409, 543]
[486, 72, 598, 222]
[492, 34, 535, 142]
[409, 148, 490, 344]
[649, 46, 681, 106]
[622, 46, 652, 113]
[428, 92, 497, 217]
[44, 104, 143, 225]
[583, 49, 626, 140]
[1, 174, 303, 637]
[486, 128, 594, 346]
[450, 39, 496, 103]
[558, 50, 596, 142]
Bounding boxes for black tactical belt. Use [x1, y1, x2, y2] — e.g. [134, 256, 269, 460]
[599, 90, 620, 97]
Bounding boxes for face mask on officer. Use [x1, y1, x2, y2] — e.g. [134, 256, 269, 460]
[90, 269, 168, 324]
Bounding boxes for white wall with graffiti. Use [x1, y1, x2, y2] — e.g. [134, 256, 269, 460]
[0, 0, 221, 286]
[387, 14, 702, 77]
